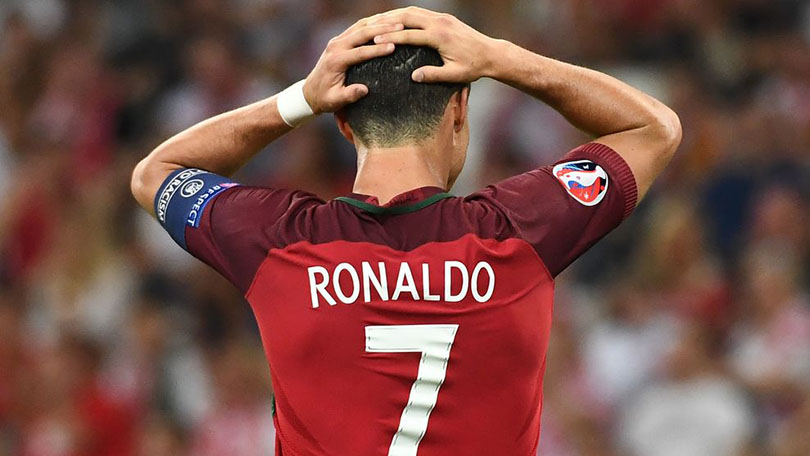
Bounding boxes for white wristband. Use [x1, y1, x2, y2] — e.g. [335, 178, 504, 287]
[277, 80, 315, 127]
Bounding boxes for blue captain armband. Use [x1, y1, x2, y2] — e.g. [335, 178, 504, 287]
[154, 168, 239, 249]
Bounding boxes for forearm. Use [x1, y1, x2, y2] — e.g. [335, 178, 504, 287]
[132, 18, 401, 216]
[131, 95, 291, 215]
[487, 40, 681, 199]
[488, 41, 678, 139]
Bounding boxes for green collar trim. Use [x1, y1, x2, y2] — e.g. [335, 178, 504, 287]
[336, 192, 454, 215]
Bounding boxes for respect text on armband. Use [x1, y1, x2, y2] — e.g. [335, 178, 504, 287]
[186, 182, 239, 228]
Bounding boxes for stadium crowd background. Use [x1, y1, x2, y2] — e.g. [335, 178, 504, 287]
[0, 0, 808, 455]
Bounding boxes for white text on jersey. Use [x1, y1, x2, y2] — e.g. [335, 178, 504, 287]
[307, 261, 496, 308]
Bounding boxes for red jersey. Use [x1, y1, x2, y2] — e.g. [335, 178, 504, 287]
[155, 143, 637, 455]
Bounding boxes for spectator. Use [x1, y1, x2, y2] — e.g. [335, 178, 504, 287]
[620, 326, 755, 456]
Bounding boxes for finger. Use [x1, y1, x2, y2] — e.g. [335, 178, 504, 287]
[343, 22, 404, 48]
[341, 12, 404, 37]
[376, 6, 437, 21]
[413, 65, 463, 83]
[373, 8, 435, 29]
[336, 43, 396, 67]
[362, 11, 392, 25]
[341, 84, 369, 103]
[344, 14, 385, 33]
[373, 29, 435, 46]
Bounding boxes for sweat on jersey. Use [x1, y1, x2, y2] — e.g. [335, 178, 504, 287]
[154, 142, 638, 456]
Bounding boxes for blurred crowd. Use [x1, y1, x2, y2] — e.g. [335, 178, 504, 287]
[0, 0, 808, 455]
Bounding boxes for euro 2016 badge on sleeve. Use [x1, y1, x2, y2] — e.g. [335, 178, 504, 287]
[552, 160, 608, 206]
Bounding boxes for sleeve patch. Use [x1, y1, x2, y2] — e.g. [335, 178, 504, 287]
[552, 160, 609, 206]
[154, 168, 239, 249]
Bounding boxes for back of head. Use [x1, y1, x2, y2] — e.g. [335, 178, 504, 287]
[345, 45, 466, 147]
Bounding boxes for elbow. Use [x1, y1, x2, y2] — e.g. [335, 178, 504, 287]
[130, 157, 153, 212]
[647, 105, 682, 162]
[131, 155, 173, 215]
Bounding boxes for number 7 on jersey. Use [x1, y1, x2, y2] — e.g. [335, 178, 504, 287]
[365, 324, 459, 456]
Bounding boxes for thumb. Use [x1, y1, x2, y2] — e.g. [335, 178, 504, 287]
[342, 84, 369, 104]
[412, 65, 461, 83]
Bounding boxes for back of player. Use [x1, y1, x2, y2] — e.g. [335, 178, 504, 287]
[252, 189, 551, 456]
[155, 140, 636, 455]
[134, 7, 680, 456]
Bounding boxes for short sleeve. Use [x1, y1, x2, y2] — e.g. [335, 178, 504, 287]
[471, 143, 638, 277]
[154, 168, 312, 294]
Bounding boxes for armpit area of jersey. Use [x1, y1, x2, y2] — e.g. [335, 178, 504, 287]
[154, 168, 239, 250]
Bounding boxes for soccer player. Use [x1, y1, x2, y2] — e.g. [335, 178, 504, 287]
[132, 7, 681, 456]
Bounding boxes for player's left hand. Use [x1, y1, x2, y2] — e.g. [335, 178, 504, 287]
[303, 18, 404, 114]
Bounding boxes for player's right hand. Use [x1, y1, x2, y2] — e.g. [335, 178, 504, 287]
[371, 7, 499, 84]
[303, 19, 404, 114]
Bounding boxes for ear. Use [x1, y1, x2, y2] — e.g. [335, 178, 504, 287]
[452, 86, 470, 133]
[334, 110, 355, 144]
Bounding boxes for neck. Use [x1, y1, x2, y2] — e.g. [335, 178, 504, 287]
[352, 143, 447, 204]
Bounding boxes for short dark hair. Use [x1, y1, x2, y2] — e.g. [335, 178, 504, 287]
[344, 45, 467, 147]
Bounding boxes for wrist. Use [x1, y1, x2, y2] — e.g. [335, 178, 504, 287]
[488, 42, 556, 95]
[301, 78, 321, 115]
[277, 80, 316, 127]
[482, 39, 516, 80]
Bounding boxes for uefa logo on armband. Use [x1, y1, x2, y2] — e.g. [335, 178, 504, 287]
[552, 160, 608, 206]
[181, 179, 205, 198]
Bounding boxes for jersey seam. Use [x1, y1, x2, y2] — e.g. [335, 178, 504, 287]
[192, 185, 246, 289]
[515, 236, 554, 284]
[273, 419, 305, 456]
[243, 192, 324, 298]
[467, 191, 557, 281]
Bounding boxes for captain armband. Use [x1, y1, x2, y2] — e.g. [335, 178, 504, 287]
[154, 168, 239, 249]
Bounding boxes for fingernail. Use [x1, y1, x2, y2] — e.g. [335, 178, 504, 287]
[386, 43, 395, 51]
[413, 71, 423, 82]
[374, 35, 384, 44]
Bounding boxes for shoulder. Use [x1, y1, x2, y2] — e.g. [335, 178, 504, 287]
[210, 185, 325, 245]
